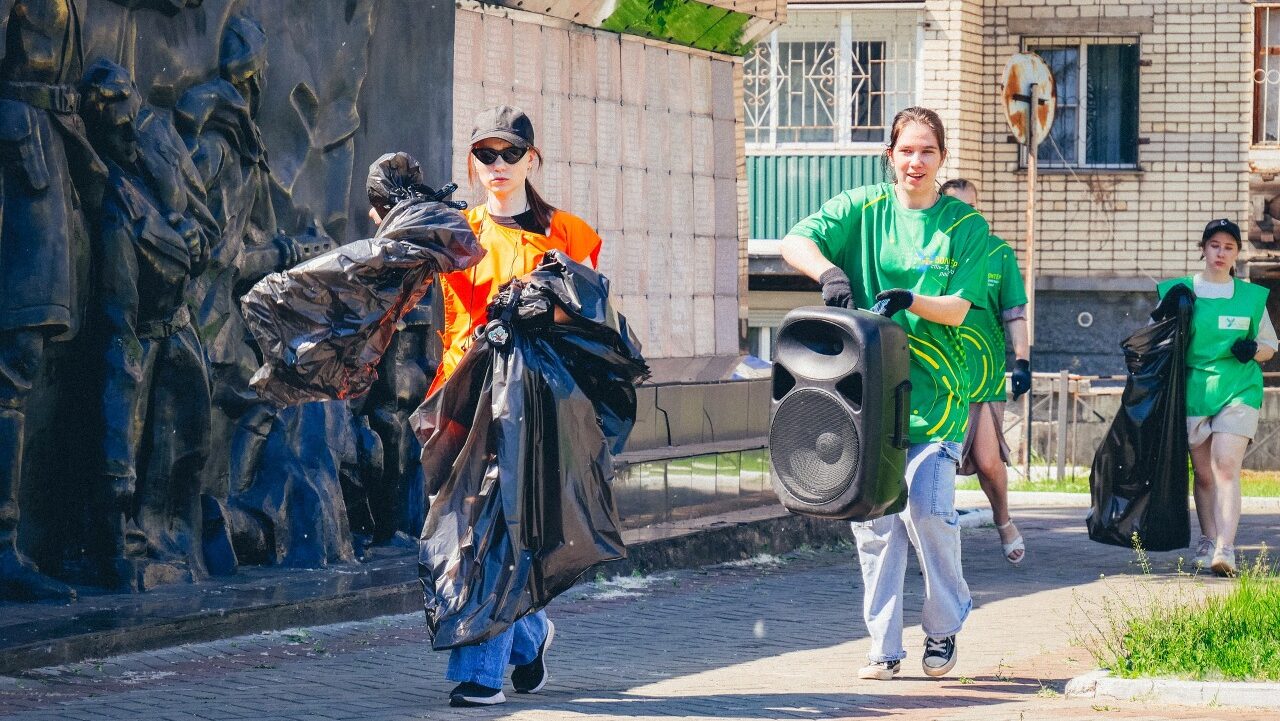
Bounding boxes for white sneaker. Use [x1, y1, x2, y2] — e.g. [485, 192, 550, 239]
[1193, 535, 1214, 568]
[1210, 545, 1237, 577]
[857, 659, 901, 680]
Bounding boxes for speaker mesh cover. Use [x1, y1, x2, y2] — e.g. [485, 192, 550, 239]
[770, 388, 861, 504]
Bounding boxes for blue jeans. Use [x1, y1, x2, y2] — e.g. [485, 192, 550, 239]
[446, 611, 549, 688]
[851, 441, 972, 663]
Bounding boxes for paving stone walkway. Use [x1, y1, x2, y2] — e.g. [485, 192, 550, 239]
[1, 499, 1277, 721]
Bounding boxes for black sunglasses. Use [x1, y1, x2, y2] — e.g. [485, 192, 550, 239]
[471, 146, 528, 165]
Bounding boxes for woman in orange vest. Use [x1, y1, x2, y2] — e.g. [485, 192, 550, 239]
[433, 105, 600, 708]
[429, 105, 602, 397]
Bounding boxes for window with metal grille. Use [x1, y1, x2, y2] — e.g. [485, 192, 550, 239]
[1025, 37, 1140, 169]
[1255, 5, 1280, 146]
[744, 10, 918, 149]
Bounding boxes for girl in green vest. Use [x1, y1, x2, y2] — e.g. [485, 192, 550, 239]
[781, 107, 987, 681]
[1155, 218, 1276, 576]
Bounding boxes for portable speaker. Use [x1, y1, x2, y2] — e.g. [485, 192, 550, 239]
[768, 306, 911, 521]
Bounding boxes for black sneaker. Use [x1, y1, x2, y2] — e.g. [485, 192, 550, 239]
[922, 635, 958, 677]
[449, 682, 505, 707]
[511, 620, 555, 693]
[857, 659, 901, 680]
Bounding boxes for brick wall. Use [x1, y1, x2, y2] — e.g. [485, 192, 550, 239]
[921, 0, 987, 192]
[453, 5, 744, 359]
[969, 0, 1251, 282]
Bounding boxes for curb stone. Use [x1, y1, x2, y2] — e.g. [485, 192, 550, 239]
[0, 504, 850, 674]
[956, 507, 994, 528]
[1066, 669, 1280, 710]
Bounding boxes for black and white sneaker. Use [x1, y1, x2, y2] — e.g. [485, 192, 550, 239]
[512, 620, 555, 693]
[857, 659, 901, 680]
[922, 635, 958, 677]
[449, 682, 505, 707]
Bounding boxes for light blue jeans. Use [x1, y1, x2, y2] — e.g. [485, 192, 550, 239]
[446, 610, 550, 688]
[851, 441, 972, 663]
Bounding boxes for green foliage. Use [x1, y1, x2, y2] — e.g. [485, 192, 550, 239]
[600, 0, 754, 55]
[954, 474, 1090, 494]
[1239, 470, 1280, 497]
[1085, 545, 1280, 682]
[956, 469, 1280, 497]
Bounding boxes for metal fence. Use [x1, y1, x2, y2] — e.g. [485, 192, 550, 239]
[1002, 372, 1280, 476]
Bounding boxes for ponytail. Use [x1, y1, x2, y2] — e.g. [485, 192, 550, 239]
[525, 180, 556, 232]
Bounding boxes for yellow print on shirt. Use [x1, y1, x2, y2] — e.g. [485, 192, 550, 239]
[914, 249, 958, 278]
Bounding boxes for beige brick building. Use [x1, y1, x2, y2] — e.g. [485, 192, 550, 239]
[746, 0, 1263, 374]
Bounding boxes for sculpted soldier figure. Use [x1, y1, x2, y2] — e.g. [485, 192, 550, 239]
[80, 59, 214, 590]
[175, 15, 301, 502]
[178, 15, 364, 571]
[0, 0, 206, 601]
[0, 0, 107, 601]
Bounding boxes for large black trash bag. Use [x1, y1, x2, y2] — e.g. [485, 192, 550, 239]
[1087, 285, 1194, 551]
[241, 196, 484, 406]
[411, 250, 649, 650]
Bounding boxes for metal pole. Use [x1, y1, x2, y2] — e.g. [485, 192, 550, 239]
[1057, 369, 1069, 481]
[1023, 84, 1038, 481]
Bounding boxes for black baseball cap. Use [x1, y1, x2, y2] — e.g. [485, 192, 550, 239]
[1202, 218, 1242, 244]
[469, 105, 534, 148]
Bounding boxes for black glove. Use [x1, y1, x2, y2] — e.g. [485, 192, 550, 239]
[1151, 283, 1196, 322]
[820, 267, 853, 309]
[1232, 339, 1259, 364]
[1011, 359, 1031, 400]
[873, 288, 915, 317]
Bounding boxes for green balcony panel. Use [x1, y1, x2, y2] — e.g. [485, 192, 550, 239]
[748, 154, 888, 240]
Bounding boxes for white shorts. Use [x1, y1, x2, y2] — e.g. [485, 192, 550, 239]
[1187, 404, 1260, 448]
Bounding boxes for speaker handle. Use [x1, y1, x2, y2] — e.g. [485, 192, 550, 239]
[892, 380, 912, 450]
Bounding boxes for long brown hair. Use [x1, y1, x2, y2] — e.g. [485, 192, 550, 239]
[468, 145, 557, 232]
[884, 106, 948, 178]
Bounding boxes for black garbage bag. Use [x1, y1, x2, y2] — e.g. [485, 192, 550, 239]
[241, 196, 484, 406]
[1087, 285, 1193, 551]
[411, 250, 649, 650]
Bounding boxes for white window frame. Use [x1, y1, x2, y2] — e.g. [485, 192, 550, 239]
[1022, 36, 1141, 171]
[1255, 3, 1280, 148]
[745, 8, 921, 155]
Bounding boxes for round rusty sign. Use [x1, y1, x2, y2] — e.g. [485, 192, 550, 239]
[1001, 52, 1056, 146]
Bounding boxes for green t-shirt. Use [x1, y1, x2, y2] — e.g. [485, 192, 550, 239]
[788, 182, 990, 444]
[1157, 276, 1269, 415]
[958, 235, 1027, 403]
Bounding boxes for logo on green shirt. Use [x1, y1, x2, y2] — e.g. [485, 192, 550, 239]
[1218, 316, 1250, 331]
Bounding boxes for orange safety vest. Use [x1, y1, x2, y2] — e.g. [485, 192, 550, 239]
[428, 205, 603, 395]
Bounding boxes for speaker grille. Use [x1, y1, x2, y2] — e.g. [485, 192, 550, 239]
[770, 388, 861, 504]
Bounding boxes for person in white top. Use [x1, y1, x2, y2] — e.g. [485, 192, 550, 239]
[1153, 218, 1277, 576]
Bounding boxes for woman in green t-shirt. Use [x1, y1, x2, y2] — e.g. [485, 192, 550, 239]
[1155, 219, 1275, 577]
[781, 107, 989, 682]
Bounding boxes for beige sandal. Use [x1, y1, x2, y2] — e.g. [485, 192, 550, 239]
[997, 520, 1025, 565]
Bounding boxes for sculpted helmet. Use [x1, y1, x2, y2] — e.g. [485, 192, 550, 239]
[219, 16, 268, 114]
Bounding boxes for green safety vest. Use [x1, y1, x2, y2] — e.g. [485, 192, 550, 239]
[1156, 276, 1269, 416]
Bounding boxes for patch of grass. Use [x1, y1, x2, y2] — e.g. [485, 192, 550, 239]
[955, 474, 1089, 494]
[1087, 541, 1280, 682]
[957, 469, 1280, 497]
[1035, 684, 1061, 698]
[1240, 469, 1280, 497]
